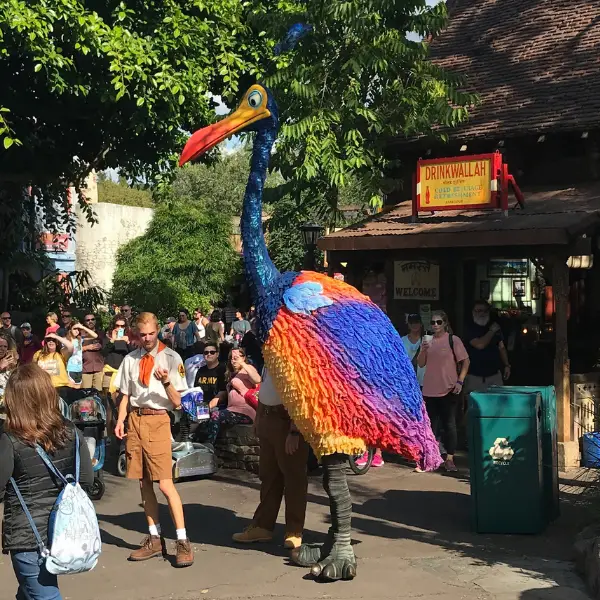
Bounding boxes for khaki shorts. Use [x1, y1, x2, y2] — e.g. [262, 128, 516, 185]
[81, 371, 103, 391]
[126, 411, 172, 481]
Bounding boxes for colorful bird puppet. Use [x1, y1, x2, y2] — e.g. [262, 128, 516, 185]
[180, 24, 441, 582]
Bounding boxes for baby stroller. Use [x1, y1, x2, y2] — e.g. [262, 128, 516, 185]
[117, 387, 217, 482]
[60, 388, 107, 501]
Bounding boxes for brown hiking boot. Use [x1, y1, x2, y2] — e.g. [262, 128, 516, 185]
[232, 526, 273, 544]
[175, 538, 194, 568]
[129, 535, 165, 561]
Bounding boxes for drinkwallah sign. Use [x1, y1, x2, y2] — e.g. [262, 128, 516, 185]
[416, 153, 502, 212]
[394, 261, 439, 300]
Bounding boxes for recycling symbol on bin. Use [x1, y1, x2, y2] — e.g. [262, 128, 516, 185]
[489, 438, 515, 462]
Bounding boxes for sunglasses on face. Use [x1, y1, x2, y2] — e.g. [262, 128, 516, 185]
[84, 318, 95, 323]
[204, 350, 217, 355]
[62, 313, 71, 318]
[2, 317, 10, 320]
[430, 319, 444, 326]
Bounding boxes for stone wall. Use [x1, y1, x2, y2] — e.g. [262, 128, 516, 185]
[75, 203, 154, 292]
[215, 425, 260, 474]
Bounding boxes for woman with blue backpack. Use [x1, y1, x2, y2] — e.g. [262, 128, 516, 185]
[0, 363, 96, 600]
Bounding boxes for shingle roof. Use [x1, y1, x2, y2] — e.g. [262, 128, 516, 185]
[429, 0, 600, 139]
[319, 184, 600, 251]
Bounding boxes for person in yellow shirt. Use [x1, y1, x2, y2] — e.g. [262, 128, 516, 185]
[33, 333, 73, 397]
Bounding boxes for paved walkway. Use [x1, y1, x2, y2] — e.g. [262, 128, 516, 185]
[0, 460, 593, 600]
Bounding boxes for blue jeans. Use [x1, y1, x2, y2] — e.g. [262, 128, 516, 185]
[11, 552, 62, 600]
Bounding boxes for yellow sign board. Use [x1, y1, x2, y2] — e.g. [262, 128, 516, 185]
[417, 154, 498, 211]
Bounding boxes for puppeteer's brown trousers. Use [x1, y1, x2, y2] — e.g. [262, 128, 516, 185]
[252, 403, 309, 534]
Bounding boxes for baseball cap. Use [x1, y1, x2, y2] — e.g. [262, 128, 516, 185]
[20, 322, 32, 329]
[166, 317, 176, 323]
[407, 314, 422, 324]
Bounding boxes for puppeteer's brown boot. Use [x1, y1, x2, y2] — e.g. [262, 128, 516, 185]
[175, 538, 194, 568]
[128, 535, 166, 561]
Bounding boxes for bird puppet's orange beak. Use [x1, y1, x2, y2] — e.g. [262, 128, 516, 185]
[179, 87, 271, 167]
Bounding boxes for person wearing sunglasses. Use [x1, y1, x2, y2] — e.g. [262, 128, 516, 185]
[417, 310, 470, 473]
[0, 312, 23, 347]
[57, 308, 74, 337]
[194, 343, 227, 411]
[81, 314, 105, 391]
[102, 315, 135, 426]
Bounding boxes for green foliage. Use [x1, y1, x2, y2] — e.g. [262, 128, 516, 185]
[8, 265, 106, 314]
[0, 0, 267, 185]
[265, 195, 311, 272]
[0, 0, 270, 306]
[97, 178, 154, 208]
[253, 0, 478, 224]
[111, 200, 239, 320]
[172, 146, 283, 216]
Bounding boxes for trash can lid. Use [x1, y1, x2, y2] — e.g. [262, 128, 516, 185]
[469, 391, 541, 418]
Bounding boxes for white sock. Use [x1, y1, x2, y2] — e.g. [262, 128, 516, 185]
[176, 528, 187, 541]
[149, 523, 161, 537]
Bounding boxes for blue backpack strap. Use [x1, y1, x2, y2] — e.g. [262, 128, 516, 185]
[75, 432, 80, 484]
[9, 477, 48, 557]
[35, 445, 70, 487]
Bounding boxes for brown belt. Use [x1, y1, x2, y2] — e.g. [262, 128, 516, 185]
[134, 408, 167, 416]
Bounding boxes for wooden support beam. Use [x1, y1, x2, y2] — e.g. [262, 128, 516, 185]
[552, 255, 572, 443]
[454, 259, 465, 336]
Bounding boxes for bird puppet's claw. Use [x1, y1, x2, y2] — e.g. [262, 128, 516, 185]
[311, 554, 357, 581]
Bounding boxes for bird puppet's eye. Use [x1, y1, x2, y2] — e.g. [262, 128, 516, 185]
[247, 90, 263, 109]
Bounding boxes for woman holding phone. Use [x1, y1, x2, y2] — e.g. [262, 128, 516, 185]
[103, 314, 134, 390]
[417, 310, 470, 473]
[65, 321, 97, 387]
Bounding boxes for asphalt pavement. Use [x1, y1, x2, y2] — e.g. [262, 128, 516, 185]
[0, 458, 593, 600]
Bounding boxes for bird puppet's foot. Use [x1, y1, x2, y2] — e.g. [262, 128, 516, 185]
[291, 541, 326, 567]
[298, 453, 357, 582]
[291, 526, 334, 567]
[310, 542, 357, 581]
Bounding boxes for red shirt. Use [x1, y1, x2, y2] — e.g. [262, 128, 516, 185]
[44, 324, 60, 337]
[19, 336, 43, 364]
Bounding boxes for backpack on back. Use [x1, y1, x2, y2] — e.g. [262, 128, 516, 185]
[10, 435, 101, 575]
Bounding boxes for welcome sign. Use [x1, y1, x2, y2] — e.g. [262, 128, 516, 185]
[394, 261, 439, 300]
[416, 153, 502, 212]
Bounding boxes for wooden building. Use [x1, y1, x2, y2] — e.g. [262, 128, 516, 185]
[320, 0, 600, 468]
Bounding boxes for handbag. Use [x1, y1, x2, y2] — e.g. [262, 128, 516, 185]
[244, 384, 260, 410]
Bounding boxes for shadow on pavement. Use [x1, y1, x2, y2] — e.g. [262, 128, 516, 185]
[213, 465, 592, 593]
[520, 589, 586, 599]
[97, 503, 326, 558]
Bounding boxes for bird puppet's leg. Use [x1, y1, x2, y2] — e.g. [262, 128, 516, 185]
[291, 453, 356, 581]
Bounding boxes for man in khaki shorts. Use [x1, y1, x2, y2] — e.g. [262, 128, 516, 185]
[114, 312, 193, 567]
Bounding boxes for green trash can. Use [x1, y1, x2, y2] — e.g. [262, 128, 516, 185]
[469, 391, 545, 534]
[489, 385, 559, 522]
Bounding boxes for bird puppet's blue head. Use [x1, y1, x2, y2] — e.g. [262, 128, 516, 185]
[179, 23, 311, 167]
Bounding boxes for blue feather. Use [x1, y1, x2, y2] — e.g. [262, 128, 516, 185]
[274, 23, 313, 56]
[283, 281, 333, 315]
[314, 299, 424, 421]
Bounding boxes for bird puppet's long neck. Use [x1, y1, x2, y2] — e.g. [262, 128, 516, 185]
[241, 127, 280, 300]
